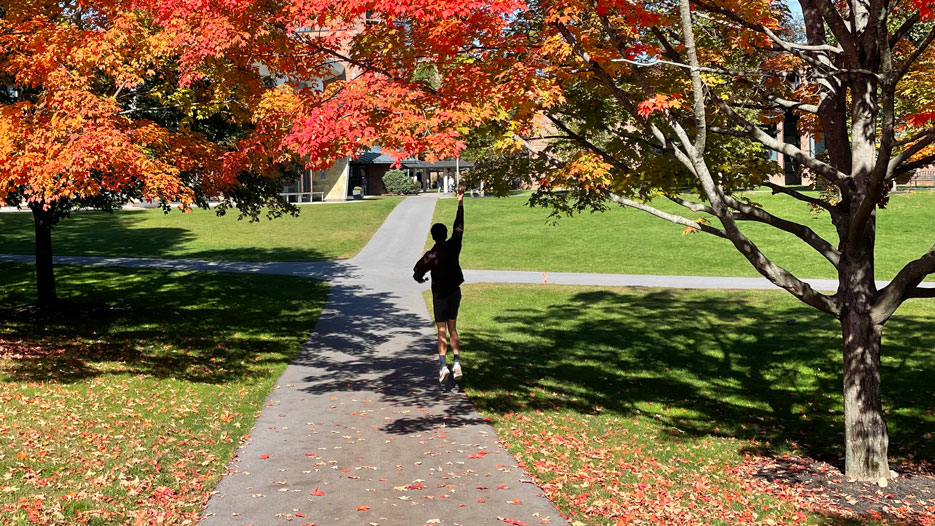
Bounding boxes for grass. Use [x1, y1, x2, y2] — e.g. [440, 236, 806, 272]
[442, 284, 935, 525]
[431, 190, 935, 279]
[0, 262, 328, 524]
[0, 197, 404, 262]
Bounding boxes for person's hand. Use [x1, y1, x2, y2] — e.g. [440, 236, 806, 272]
[457, 186, 465, 202]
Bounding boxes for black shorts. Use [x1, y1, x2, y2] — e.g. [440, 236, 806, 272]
[432, 288, 462, 323]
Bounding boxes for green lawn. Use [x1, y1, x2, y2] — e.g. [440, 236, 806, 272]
[0, 263, 327, 524]
[444, 284, 935, 525]
[432, 190, 935, 279]
[0, 197, 404, 262]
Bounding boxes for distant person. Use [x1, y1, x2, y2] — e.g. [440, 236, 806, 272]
[413, 187, 465, 383]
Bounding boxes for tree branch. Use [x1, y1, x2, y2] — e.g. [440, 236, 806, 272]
[724, 195, 842, 266]
[707, 121, 847, 183]
[873, 248, 935, 323]
[763, 181, 834, 211]
[546, 115, 632, 172]
[896, 26, 935, 81]
[610, 193, 727, 238]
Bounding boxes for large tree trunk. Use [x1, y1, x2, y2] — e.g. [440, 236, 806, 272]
[30, 203, 57, 307]
[840, 252, 890, 482]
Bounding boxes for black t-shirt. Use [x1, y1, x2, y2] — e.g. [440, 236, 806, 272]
[413, 202, 464, 296]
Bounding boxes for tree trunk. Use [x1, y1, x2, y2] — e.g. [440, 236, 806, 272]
[840, 272, 890, 481]
[30, 203, 57, 307]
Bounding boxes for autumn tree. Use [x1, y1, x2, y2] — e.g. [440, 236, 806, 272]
[0, 0, 301, 307]
[462, 0, 935, 483]
[217, 0, 934, 483]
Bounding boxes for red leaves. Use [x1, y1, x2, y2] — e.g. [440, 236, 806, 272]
[259, 454, 270, 459]
[310, 488, 325, 496]
[636, 94, 683, 118]
[355, 505, 370, 511]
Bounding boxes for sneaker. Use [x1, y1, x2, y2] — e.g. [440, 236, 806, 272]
[439, 365, 450, 383]
[452, 361, 463, 380]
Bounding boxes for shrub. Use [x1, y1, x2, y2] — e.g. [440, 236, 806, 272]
[382, 169, 421, 195]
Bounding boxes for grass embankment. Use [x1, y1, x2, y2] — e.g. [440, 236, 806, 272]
[0, 263, 328, 524]
[442, 284, 935, 525]
[431, 190, 935, 279]
[0, 196, 404, 262]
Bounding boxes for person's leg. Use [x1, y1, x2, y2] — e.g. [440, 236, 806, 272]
[447, 318, 462, 380]
[446, 319, 459, 357]
[436, 321, 448, 356]
[436, 321, 450, 382]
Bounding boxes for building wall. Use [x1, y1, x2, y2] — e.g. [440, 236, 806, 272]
[321, 158, 349, 201]
[367, 165, 390, 195]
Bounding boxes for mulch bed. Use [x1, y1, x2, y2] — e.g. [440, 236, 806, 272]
[740, 455, 935, 524]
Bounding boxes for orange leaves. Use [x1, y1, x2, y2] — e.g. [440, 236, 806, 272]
[637, 94, 683, 118]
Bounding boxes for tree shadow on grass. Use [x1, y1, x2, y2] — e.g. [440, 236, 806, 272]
[0, 263, 328, 385]
[460, 287, 935, 467]
[0, 209, 345, 262]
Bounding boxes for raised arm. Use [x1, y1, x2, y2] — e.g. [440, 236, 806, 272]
[452, 187, 464, 239]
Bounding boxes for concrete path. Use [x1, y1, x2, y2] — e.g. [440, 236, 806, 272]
[195, 195, 570, 526]
[4, 253, 934, 293]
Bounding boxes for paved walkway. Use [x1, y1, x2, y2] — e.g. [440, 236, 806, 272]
[2, 196, 933, 526]
[196, 195, 570, 525]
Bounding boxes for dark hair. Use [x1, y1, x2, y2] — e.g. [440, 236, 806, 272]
[431, 223, 447, 243]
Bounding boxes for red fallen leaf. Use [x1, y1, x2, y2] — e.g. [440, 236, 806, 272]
[295, 513, 305, 517]
[300, 523, 316, 526]
[476, 485, 488, 489]
[497, 484, 508, 489]
[408, 482, 425, 490]
[259, 454, 270, 459]
[305, 453, 315, 457]
[509, 499, 522, 504]
[378, 478, 388, 482]
[498, 518, 527, 526]
[477, 499, 486, 503]
[310, 488, 325, 496]
[356, 505, 370, 511]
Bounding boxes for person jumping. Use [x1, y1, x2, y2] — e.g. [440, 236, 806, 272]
[413, 186, 465, 383]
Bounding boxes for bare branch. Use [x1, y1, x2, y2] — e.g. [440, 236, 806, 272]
[896, 26, 935, 81]
[890, 12, 920, 47]
[667, 195, 716, 214]
[763, 181, 834, 211]
[706, 103, 848, 183]
[887, 134, 935, 177]
[873, 248, 935, 323]
[692, 0, 842, 72]
[610, 193, 728, 238]
[546, 115, 632, 172]
[892, 153, 935, 177]
[812, 0, 860, 62]
[724, 195, 842, 266]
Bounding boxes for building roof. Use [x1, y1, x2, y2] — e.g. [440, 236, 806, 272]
[351, 147, 473, 169]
